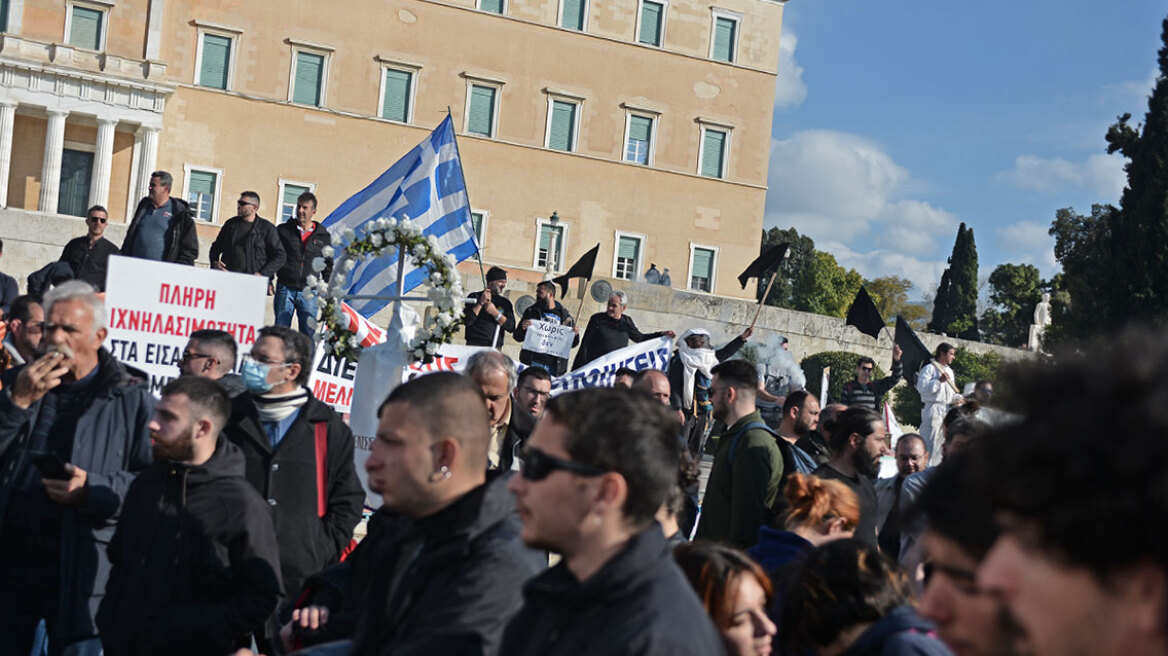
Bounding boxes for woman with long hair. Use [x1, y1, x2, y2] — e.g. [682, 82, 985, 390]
[675, 541, 778, 656]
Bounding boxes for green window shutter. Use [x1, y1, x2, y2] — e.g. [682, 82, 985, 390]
[69, 7, 102, 51]
[548, 101, 576, 152]
[480, 0, 503, 14]
[470, 212, 483, 242]
[561, 0, 585, 30]
[467, 85, 496, 137]
[381, 69, 412, 122]
[618, 236, 639, 260]
[1, 0, 10, 33]
[639, 1, 663, 46]
[189, 170, 216, 196]
[629, 115, 652, 143]
[693, 248, 713, 279]
[293, 52, 324, 106]
[283, 184, 309, 207]
[701, 129, 726, 178]
[199, 34, 231, 90]
[713, 16, 736, 62]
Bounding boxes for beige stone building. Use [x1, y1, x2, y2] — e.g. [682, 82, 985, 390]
[0, 0, 786, 298]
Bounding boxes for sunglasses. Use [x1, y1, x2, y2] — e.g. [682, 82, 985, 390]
[237, 200, 257, 207]
[87, 216, 108, 224]
[860, 366, 874, 372]
[520, 447, 607, 481]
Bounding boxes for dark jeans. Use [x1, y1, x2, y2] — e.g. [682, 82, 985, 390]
[0, 560, 60, 656]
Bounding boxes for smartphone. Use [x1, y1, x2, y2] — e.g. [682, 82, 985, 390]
[34, 453, 71, 481]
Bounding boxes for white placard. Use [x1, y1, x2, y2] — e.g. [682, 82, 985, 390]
[104, 256, 267, 395]
[521, 319, 575, 360]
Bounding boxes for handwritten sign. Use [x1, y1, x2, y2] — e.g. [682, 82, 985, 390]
[104, 256, 266, 396]
[522, 320, 574, 360]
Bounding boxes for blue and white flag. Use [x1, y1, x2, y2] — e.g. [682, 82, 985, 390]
[322, 115, 477, 316]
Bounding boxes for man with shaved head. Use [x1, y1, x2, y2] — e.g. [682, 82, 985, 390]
[632, 368, 672, 407]
[281, 372, 542, 654]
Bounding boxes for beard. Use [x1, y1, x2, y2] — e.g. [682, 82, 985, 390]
[852, 446, 880, 478]
[152, 428, 196, 463]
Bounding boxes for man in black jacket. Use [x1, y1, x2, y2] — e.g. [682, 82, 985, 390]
[0, 281, 154, 655]
[97, 377, 282, 656]
[571, 290, 674, 369]
[223, 325, 363, 601]
[58, 205, 119, 292]
[209, 191, 286, 280]
[121, 171, 198, 265]
[502, 388, 725, 655]
[464, 266, 515, 348]
[513, 280, 578, 376]
[275, 191, 332, 336]
[280, 372, 543, 655]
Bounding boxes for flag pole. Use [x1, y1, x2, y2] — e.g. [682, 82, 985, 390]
[748, 273, 778, 331]
[574, 280, 589, 325]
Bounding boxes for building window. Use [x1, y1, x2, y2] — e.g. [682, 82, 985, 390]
[699, 125, 729, 178]
[470, 210, 487, 247]
[290, 49, 327, 106]
[624, 114, 654, 165]
[1, 0, 10, 32]
[58, 149, 94, 218]
[546, 99, 579, 152]
[689, 245, 717, 292]
[279, 180, 314, 222]
[196, 32, 234, 90]
[560, 0, 587, 31]
[380, 68, 414, 123]
[535, 221, 565, 271]
[710, 11, 739, 63]
[185, 168, 220, 222]
[637, 0, 665, 46]
[478, 0, 504, 14]
[466, 83, 498, 138]
[66, 3, 105, 51]
[613, 233, 644, 281]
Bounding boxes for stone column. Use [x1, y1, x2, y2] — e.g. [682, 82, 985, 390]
[89, 117, 117, 208]
[134, 126, 159, 202]
[38, 109, 69, 214]
[0, 101, 17, 208]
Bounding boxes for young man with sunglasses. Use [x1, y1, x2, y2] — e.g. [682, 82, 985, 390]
[209, 191, 286, 281]
[58, 205, 120, 293]
[502, 388, 724, 655]
[839, 344, 903, 412]
[280, 372, 542, 654]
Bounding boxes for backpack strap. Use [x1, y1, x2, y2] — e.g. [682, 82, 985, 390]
[726, 421, 779, 462]
[314, 421, 328, 518]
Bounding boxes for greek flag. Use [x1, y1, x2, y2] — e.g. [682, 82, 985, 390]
[321, 115, 477, 316]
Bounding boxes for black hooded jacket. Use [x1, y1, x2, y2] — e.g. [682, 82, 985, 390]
[499, 526, 726, 656]
[294, 472, 544, 655]
[96, 438, 283, 656]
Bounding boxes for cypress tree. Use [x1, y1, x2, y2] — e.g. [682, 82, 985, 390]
[929, 223, 980, 341]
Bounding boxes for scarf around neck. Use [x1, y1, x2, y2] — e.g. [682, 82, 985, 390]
[254, 388, 310, 423]
[678, 329, 719, 410]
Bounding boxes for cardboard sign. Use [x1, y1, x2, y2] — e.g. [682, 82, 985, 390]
[104, 256, 267, 395]
[521, 320, 575, 360]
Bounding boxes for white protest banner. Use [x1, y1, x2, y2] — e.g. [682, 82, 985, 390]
[104, 255, 267, 395]
[522, 320, 575, 360]
[551, 336, 672, 395]
[308, 350, 359, 413]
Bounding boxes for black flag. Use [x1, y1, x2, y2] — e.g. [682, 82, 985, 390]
[737, 243, 789, 289]
[895, 316, 933, 386]
[846, 287, 885, 340]
[551, 243, 600, 298]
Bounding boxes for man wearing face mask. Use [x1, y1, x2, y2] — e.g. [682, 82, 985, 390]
[223, 325, 364, 603]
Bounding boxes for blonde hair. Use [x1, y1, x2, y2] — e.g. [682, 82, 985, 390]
[783, 473, 860, 531]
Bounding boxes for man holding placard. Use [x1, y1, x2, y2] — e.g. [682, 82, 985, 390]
[514, 280, 578, 376]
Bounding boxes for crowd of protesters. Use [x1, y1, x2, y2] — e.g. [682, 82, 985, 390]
[1, 224, 1167, 656]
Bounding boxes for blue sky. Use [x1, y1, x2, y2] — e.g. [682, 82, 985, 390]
[764, 0, 1166, 300]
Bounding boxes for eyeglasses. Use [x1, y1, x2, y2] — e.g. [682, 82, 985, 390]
[859, 366, 874, 372]
[519, 447, 607, 481]
[180, 351, 213, 363]
[237, 200, 257, 207]
[87, 216, 108, 224]
[245, 353, 289, 368]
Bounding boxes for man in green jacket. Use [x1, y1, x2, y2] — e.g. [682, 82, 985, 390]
[695, 359, 783, 549]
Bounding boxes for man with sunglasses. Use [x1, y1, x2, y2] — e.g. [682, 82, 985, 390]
[209, 192, 286, 283]
[58, 205, 120, 293]
[839, 344, 903, 412]
[502, 388, 725, 655]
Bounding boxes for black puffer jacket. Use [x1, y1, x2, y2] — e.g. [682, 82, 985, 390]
[122, 196, 198, 265]
[276, 219, 333, 290]
[499, 526, 726, 656]
[209, 216, 286, 277]
[294, 472, 545, 656]
[96, 438, 283, 656]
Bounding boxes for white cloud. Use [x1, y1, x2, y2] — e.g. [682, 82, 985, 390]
[774, 30, 807, 109]
[995, 221, 1059, 279]
[1100, 70, 1159, 110]
[993, 152, 1125, 200]
[764, 130, 961, 292]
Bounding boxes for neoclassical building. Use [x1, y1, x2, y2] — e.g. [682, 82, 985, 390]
[0, 0, 787, 299]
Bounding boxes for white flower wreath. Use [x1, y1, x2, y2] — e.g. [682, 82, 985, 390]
[304, 216, 465, 363]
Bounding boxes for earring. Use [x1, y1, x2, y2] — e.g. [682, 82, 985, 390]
[591, 514, 602, 527]
[429, 465, 451, 483]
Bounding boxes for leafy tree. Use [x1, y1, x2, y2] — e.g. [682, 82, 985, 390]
[1102, 17, 1168, 324]
[758, 227, 817, 308]
[928, 223, 980, 341]
[863, 275, 928, 328]
[1047, 205, 1116, 344]
[792, 251, 864, 318]
[891, 347, 1004, 427]
[979, 263, 1043, 347]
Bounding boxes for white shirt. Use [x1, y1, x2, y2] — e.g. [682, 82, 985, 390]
[916, 362, 959, 406]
